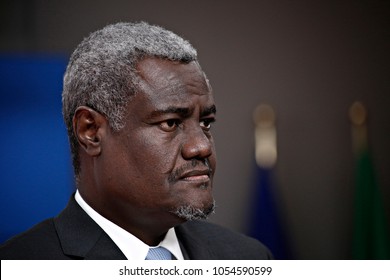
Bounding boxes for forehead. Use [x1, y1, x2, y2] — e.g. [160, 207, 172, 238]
[136, 58, 213, 102]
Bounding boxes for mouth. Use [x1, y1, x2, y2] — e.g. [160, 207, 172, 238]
[178, 169, 211, 183]
[168, 159, 213, 185]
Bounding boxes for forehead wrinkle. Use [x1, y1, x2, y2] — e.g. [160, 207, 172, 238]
[138, 70, 188, 98]
[145, 80, 210, 102]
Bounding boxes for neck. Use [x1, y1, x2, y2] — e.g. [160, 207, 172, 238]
[77, 187, 182, 246]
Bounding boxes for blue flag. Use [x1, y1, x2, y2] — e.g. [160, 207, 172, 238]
[248, 163, 291, 259]
[0, 55, 74, 244]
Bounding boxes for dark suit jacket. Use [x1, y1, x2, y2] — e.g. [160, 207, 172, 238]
[0, 196, 272, 260]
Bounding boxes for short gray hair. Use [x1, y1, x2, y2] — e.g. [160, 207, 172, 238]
[62, 22, 198, 176]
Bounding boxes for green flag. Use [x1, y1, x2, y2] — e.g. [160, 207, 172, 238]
[350, 101, 389, 259]
[352, 143, 390, 259]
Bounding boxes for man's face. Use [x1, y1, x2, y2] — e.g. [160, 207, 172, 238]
[96, 58, 217, 229]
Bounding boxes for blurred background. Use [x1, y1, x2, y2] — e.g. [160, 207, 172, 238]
[0, 0, 389, 259]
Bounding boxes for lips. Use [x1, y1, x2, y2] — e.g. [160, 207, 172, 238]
[168, 159, 213, 184]
[179, 169, 211, 182]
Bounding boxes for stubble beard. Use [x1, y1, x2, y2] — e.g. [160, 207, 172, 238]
[171, 199, 216, 221]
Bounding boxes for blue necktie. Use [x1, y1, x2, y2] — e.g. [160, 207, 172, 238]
[145, 246, 172, 260]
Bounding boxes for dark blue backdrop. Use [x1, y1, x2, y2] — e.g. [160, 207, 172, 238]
[0, 55, 74, 243]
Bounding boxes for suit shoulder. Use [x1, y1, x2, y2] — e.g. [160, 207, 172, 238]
[0, 218, 64, 259]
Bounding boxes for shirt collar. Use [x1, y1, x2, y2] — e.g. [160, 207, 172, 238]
[75, 190, 184, 260]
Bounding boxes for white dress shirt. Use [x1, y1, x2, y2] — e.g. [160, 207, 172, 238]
[75, 190, 184, 260]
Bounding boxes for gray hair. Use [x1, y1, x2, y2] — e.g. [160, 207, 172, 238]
[62, 22, 198, 176]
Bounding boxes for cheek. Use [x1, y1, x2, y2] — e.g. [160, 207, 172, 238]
[128, 132, 180, 175]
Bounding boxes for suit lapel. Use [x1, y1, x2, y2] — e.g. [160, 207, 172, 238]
[54, 195, 126, 260]
[175, 222, 216, 260]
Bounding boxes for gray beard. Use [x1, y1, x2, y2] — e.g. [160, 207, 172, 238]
[172, 200, 216, 221]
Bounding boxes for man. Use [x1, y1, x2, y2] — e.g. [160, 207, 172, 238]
[0, 22, 272, 260]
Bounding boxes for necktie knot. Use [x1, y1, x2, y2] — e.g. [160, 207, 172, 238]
[146, 246, 172, 260]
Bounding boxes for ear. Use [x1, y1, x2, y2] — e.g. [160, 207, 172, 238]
[73, 106, 107, 157]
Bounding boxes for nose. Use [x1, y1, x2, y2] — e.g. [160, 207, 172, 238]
[181, 125, 213, 160]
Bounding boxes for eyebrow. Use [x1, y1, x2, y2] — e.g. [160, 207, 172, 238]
[150, 107, 191, 119]
[150, 105, 216, 119]
[201, 105, 217, 117]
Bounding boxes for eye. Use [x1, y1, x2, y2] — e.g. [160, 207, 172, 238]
[159, 119, 181, 132]
[200, 118, 215, 131]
